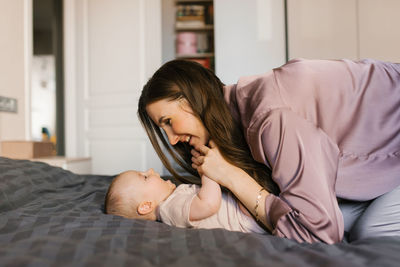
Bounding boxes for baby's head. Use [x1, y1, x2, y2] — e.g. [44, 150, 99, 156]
[105, 168, 176, 220]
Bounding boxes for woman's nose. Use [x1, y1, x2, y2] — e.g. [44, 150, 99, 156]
[166, 132, 179, 146]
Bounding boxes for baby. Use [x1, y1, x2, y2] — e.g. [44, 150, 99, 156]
[104, 168, 265, 234]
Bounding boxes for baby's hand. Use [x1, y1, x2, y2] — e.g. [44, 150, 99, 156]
[191, 148, 203, 175]
[191, 140, 242, 188]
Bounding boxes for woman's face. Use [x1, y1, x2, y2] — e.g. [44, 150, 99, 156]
[146, 98, 209, 148]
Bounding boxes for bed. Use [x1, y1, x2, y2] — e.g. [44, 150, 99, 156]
[1, 156, 400, 267]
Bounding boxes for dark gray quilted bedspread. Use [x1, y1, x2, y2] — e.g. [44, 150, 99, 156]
[1, 156, 400, 267]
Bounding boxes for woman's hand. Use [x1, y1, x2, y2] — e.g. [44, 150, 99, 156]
[191, 140, 245, 188]
[191, 140, 272, 231]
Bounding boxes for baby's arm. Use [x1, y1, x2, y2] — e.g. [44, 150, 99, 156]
[189, 175, 222, 221]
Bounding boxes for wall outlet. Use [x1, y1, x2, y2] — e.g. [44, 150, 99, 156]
[0, 96, 18, 113]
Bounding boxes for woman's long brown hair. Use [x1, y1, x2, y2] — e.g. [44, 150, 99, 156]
[138, 60, 279, 195]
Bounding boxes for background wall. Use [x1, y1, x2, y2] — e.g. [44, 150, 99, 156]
[161, 0, 175, 64]
[214, 0, 286, 84]
[1, 0, 399, 174]
[287, 0, 400, 62]
[0, 0, 32, 155]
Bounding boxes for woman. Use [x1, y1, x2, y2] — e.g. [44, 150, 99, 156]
[138, 58, 400, 244]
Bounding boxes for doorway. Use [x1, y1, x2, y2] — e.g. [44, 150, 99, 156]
[32, 0, 64, 155]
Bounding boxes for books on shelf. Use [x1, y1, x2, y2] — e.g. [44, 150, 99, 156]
[176, 4, 205, 28]
[176, 4, 204, 19]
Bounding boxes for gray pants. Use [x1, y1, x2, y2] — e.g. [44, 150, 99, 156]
[338, 185, 400, 242]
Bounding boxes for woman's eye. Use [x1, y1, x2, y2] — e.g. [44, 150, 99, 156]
[165, 119, 171, 126]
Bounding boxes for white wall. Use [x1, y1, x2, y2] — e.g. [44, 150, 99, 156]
[161, 0, 176, 64]
[287, 0, 358, 60]
[214, 0, 286, 84]
[287, 0, 400, 62]
[0, 0, 32, 154]
[358, 0, 400, 62]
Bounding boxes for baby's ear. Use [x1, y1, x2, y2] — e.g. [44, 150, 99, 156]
[137, 201, 154, 215]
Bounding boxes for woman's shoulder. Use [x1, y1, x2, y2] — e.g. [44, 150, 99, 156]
[233, 58, 332, 102]
[275, 57, 374, 76]
[231, 72, 286, 129]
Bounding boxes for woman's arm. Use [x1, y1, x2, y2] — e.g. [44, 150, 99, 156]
[192, 109, 343, 244]
[191, 142, 272, 230]
[189, 175, 222, 221]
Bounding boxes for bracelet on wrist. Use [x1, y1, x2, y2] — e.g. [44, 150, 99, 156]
[254, 188, 266, 222]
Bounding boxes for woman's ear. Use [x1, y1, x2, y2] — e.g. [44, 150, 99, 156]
[137, 201, 155, 215]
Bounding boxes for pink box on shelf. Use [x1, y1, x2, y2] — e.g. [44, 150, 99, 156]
[176, 32, 197, 55]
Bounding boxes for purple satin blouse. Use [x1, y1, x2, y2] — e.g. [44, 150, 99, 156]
[223, 58, 400, 243]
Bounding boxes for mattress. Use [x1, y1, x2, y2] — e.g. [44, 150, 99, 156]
[1, 156, 399, 266]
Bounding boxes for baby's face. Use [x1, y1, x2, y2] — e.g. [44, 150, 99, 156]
[115, 169, 176, 203]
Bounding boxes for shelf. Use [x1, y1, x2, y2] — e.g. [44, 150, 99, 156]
[176, 52, 214, 59]
[176, 0, 213, 3]
[175, 25, 214, 31]
[174, 0, 214, 70]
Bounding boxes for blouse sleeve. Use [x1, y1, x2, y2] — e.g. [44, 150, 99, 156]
[248, 108, 344, 243]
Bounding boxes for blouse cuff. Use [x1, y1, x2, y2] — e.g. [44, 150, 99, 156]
[265, 194, 291, 229]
